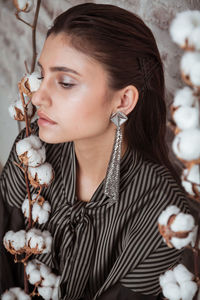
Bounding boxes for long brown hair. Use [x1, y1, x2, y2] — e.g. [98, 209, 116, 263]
[46, 3, 181, 185]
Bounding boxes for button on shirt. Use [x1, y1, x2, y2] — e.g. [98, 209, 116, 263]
[0, 121, 190, 299]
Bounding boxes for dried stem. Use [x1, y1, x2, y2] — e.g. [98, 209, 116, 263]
[13, 1, 42, 296]
[13, 161, 25, 173]
[31, 0, 41, 73]
[15, 11, 33, 27]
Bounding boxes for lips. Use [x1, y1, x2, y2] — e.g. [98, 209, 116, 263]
[37, 111, 57, 124]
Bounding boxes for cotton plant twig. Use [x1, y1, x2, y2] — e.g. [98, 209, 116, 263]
[31, 0, 41, 73]
[12, 0, 42, 296]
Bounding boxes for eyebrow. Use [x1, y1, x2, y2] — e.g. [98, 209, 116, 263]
[37, 61, 81, 76]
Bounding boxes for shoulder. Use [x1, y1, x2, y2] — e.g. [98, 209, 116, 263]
[131, 153, 190, 215]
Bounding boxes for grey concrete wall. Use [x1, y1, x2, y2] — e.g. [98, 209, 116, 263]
[0, 0, 200, 173]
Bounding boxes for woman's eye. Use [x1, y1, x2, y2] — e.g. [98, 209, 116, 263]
[59, 82, 75, 89]
[36, 76, 75, 89]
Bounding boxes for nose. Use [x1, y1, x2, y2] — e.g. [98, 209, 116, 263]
[31, 83, 52, 108]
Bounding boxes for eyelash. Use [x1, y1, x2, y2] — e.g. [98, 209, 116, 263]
[37, 76, 75, 89]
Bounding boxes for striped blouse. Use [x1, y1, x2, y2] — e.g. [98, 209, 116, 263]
[0, 120, 190, 300]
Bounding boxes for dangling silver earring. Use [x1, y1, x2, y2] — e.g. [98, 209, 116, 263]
[103, 111, 128, 202]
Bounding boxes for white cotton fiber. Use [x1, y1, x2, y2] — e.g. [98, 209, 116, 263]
[171, 228, 197, 249]
[186, 165, 200, 185]
[55, 276, 60, 288]
[28, 162, 54, 185]
[190, 62, 200, 86]
[4, 230, 26, 250]
[42, 231, 52, 253]
[182, 165, 200, 196]
[27, 72, 41, 92]
[170, 10, 200, 50]
[181, 51, 200, 75]
[180, 281, 198, 300]
[162, 282, 181, 300]
[189, 27, 200, 50]
[16, 135, 46, 167]
[1, 291, 16, 300]
[8, 97, 33, 120]
[173, 264, 194, 283]
[158, 205, 180, 225]
[173, 86, 198, 108]
[40, 264, 51, 278]
[38, 286, 53, 300]
[2, 287, 31, 300]
[42, 273, 57, 287]
[159, 270, 176, 288]
[28, 269, 41, 285]
[22, 198, 29, 217]
[26, 260, 36, 276]
[52, 287, 59, 300]
[171, 213, 195, 232]
[173, 106, 199, 130]
[172, 129, 200, 161]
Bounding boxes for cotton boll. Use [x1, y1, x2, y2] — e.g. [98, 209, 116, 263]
[52, 287, 59, 300]
[186, 165, 200, 185]
[181, 179, 194, 195]
[180, 281, 198, 300]
[13, 0, 33, 13]
[26, 260, 36, 276]
[9, 287, 31, 300]
[29, 234, 44, 250]
[1, 291, 16, 300]
[173, 86, 198, 108]
[42, 231, 52, 253]
[28, 162, 54, 188]
[173, 106, 199, 130]
[43, 201, 51, 213]
[22, 198, 29, 217]
[190, 27, 200, 51]
[40, 264, 51, 278]
[181, 51, 200, 76]
[8, 230, 26, 250]
[8, 98, 33, 120]
[172, 129, 200, 161]
[55, 276, 61, 288]
[171, 227, 197, 249]
[42, 273, 57, 287]
[169, 11, 197, 48]
[170, 213, 195, 232]
[173, 264, 194, 283]
[159, 270, 176, 288]
[16, 135, 46, 167]
[28, 269, 41, 285]
[182, 165, 200, 196]
[162, 282, 181, 300]
[158, 205, 180, 225]
[32, 202, 42, 221]
[38, 286, 53, 300]
[190, 62, 200, 86]
[37, 209, 49, 224]
[27, 72, 41, 92]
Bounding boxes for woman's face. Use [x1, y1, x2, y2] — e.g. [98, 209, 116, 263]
[31, 33, 116, 144]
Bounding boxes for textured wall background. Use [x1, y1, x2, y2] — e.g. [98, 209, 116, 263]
[0, 0, 200, 173]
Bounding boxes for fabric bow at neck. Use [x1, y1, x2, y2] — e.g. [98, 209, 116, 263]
[49, 200, 95, 300]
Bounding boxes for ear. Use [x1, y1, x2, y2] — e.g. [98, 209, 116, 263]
[114, 85, 139, 115]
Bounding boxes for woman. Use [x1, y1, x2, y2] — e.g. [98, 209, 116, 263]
[0, 3, 190, 300]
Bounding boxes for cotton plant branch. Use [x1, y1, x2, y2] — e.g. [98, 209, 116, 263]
[2, 1, 60, 299]
[158, 10, 200, 300]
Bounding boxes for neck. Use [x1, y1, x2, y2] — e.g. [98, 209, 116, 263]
[73, 126, 128, 184]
